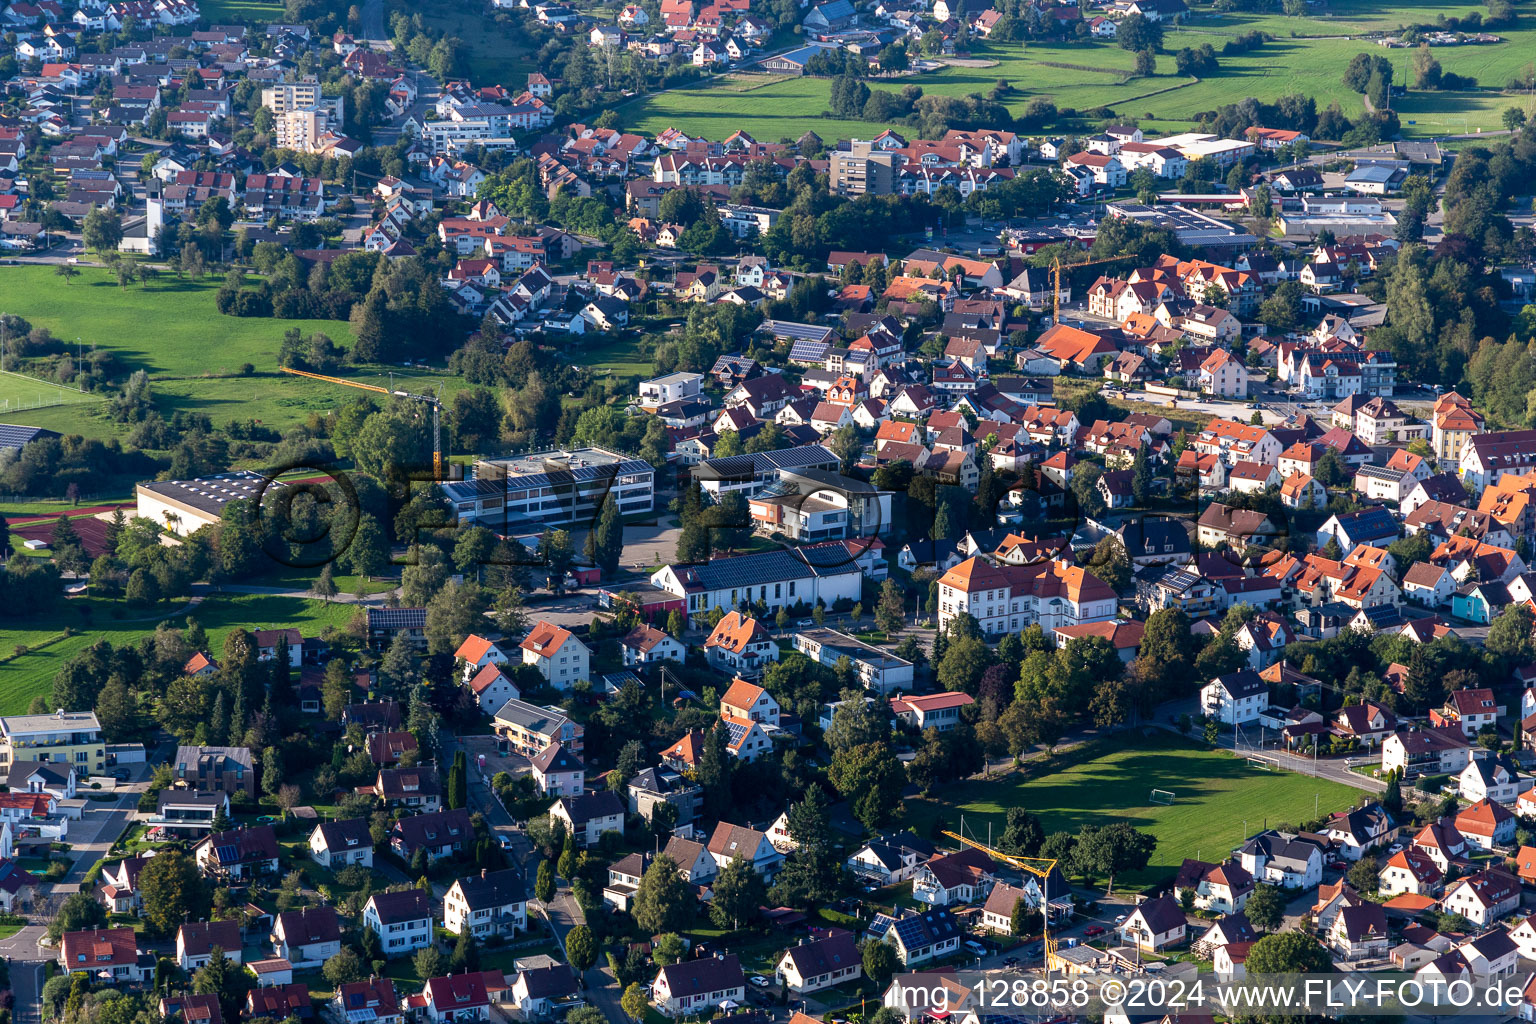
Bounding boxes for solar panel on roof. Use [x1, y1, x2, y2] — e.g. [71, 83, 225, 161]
[723, 721, 749, 744]
[788, 339, 830, 362]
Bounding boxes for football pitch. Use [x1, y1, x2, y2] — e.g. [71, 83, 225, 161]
[903, 731, 1362, 889]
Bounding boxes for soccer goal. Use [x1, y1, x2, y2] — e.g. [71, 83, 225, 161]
[1248, 755, 1279, 771]
[1149, 789, 1176, 805]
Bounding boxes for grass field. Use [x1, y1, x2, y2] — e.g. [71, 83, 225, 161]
[619, 16, 1536, 141]
[903, 732, 1360, 889]
[0, 593, 360, 714]
[197, 0, 283, 22]
[0, 266, 496, 445]
[0, 371, 101, 418]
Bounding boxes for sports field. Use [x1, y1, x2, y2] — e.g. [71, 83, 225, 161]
[903, 732, 1360, 889]
[0, 371, 100, 417]
[619, 12, 1536, 142]
[0, 593, 360, 715]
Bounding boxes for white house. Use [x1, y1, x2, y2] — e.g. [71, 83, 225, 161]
[652, 954, 746, 1017]
[520, 621, 590, 690]
[443, 867, 527, 938]
[529, 742, 585, 797]
[1200, 670, 1268, 726]
[454, 635, 508, 682]
[362, 889, 435, 957]
[466, 663, 521, 717]
[1118, 895, 1187, 951]
[775, 932, 862, 993]
[308, 819, 373, 869]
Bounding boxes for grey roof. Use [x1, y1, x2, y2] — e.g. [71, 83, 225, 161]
[693, 444, 838, 482]
[494, 699, 570, 735]
[365, 607, 427, 629]
[453, 867, 527, 910]
[367, 888, 434, 924]
[137, 470, 282, 516]
[667, 547, 863, 593]
[762, 319, 836, 343]
[313, 818, 371, 851]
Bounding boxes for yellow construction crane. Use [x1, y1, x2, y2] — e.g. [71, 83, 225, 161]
[1050, 251, 1144, 325]
[943, 830, 1062, 971]
[279, 367, 446, 481]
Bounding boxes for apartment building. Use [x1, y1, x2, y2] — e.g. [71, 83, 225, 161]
[0, 711, 105, 774]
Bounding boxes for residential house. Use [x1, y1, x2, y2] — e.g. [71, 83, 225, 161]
[362, 889, 435, 957]
[271, 907, 342, 968]
[308, 819, 373, 870]
[443, 867, 527, 938]
[652, 954, 746, 1017]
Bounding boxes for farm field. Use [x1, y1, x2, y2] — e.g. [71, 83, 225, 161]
[620, 20, 1536, 141]
[0, 593, 360, 715]
[903, 732, 1360, 889]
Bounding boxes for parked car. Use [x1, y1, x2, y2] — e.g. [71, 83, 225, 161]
[750, 977, 770, 988]
[1083, 925, 1106, 937]
[1114, 914, 1127, 925]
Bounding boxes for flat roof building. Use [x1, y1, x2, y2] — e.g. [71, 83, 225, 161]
[449, 447, 653, 529]
[135, 471, 283, 536]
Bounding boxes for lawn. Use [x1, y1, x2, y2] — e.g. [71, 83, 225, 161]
[902, 732, 1360, 890]
[0, 593, 361, 714]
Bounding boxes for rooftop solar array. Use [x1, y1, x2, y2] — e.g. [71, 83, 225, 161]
[788, 339, 831, 362]
[761, 320, 834, 342]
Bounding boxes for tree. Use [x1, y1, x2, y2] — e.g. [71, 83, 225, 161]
[310, 564, 338, 603]
[324, 948, 365, 988]
[622, 983, 649, 1021]
[1244, 930, 1332, 973]
[557, 834, 578, 880]
[1134, 48, 1156, 76]
[1346, 855, 1379, 893]
[592, 494, 624, 576]
[632, 854, 691, 934]
[862, 939, 899, 986]
[937, 634, 994, 694]
[414, 946, 444, 981]
[710, 854, 766, 930]
[566, 925, 597, 974]
[193, 948, 251, 1024]
[535, 859, 556, 903]
[82, 206, 124, 252]
[1245, 883, 1285, 932]
[1085, 822, 1156, 895]
[1001, 808, 1045, 857]
[450, 931, 480, 972]
[1116, 13, 1162, 51]
[138, 849, 208, 936]
[827, 741, 905, 829]
[875, 578, 906, 633]
[262, 745, 284, 798]
[48, 890, 107, 940]
[652, 933, 687, 966]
